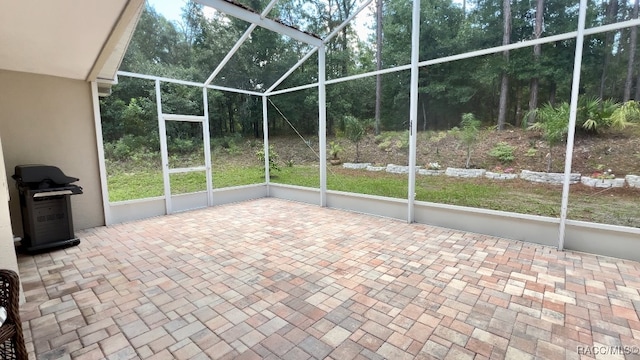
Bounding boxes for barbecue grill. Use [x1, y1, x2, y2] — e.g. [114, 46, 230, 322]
[12, 165, 83, 253]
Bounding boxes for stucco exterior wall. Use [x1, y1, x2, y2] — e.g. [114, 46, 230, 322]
[0, 70, 105, 238]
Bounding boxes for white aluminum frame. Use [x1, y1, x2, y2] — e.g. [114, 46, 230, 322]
[204, 0, 280, 86]
[155, 80, 172, 213]
[91, 81, 113, 225]
[196, 0, 322, 46]
[203, 87, 214, 206]
[558, 0, 588, 250]
[155, 80, 212, 214]
[318, 45, 327, 206]
[407, 0, 420, 223]
[97, 0, 640, 257]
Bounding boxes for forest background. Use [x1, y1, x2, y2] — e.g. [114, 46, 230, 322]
[101, 0, 640, 144]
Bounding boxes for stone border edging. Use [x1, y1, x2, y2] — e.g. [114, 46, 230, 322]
[342, 162, 371, 169]
[626, 175, 640, 188]
[342, 163, 639, 188]
[520, 170, 581, 185]
[485, 171, 518, 180]
[581, 176, 625, 188]
[445, 168, 486, 178]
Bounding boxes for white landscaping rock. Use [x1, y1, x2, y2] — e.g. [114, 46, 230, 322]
[520, 170, 580, 185]
[366, 165, 386, 172]
[581, 176, 625, 188]
[342, 162, 372, 169]
[418, 169, 445, 176]
[386, 164, 422, 174]
[445, 168, 486, 178]
[625, 175, 640, 188]
[485, 171, 518, 180]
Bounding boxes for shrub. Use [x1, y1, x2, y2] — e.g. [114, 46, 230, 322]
[329, 141, 343, 160]
[396, 130, 410, 150]
[168, 138, 199, 155]
[378, 139, 392, 151]
[104, 134, 157, 161]
[577, 97, 618, 133]
[608, 101, 640, 128]
[489, 142, 515, 163]
[526, 148, 538, 157]
[374, 133, 387, 143]
[527, 97, 640, 137]
[256, 145, 280, 172]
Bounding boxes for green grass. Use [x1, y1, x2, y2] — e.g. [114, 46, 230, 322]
[271, 167, 560, 214]
[108, 167, 267, 201]
[271, 166, 321, 188]
[108, 171, 164, 201]
[213, 164, 265, 188]
[107, 164, 639, 228]
[170, 172, 208, 194]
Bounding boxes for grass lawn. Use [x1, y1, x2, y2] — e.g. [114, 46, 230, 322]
[107, 165, 639, 228]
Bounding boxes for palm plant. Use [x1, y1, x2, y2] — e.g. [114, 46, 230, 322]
[608, 100, 640, 129]
[577, 96, 618, 133]
[343, 116, 367, 163]
[527, 102, 569, 172]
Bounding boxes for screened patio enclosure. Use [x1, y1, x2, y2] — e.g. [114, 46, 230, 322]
[98, 0, 640, 262]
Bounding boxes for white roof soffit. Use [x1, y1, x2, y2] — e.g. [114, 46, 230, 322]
[90, 0, 146, 83]
[196, 0, 323, 47]
[0, 0, 144, 82]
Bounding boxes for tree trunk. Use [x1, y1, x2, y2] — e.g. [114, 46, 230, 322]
[599, 0, 619, 99]
[624, 0, 639, 101]
[527, 0, 544, 126]
[498, 77, 509, 129]
[374, 0, 383, 135]
[421, 100, 428, 131]
[226, 95, 234, 133]
[465, 147, 471, 168]
[636, 74, 640, 99]
[339, 0, 351, 76]
[550, 81, 557, 106]
[497, 0, 512, 130]
[515, 84, 522, 127]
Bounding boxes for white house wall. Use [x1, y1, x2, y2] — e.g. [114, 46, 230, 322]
[0, 70, 105, 237]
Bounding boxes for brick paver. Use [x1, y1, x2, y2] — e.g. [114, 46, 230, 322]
[17, 198, 640, 359]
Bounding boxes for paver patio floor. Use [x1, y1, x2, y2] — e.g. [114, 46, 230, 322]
[16, 198, 640, 359]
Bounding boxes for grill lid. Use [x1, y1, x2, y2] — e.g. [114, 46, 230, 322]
[12, 165, 79, 186]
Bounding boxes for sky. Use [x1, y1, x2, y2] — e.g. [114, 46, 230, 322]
[146, 0, 374, 40]
[147, 0, 188, 24]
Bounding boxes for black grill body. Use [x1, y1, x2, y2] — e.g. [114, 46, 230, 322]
[12, 165, 83, 253]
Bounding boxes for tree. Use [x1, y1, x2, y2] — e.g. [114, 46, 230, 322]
[527, 103, 569, 172]
[459, 113, 481, 168]
[497, 0, 512, 130]
[624, 0, 639, 101]
[599, 0, 620, 99]
[343, 115, 367, 162]
[375, 0, 383, 135]
[527, 0, 545, 126]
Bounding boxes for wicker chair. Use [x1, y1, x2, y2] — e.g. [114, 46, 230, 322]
[0, 269, 27, 360]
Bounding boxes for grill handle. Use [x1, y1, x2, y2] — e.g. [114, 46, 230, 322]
[32, 190, 73, 198]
